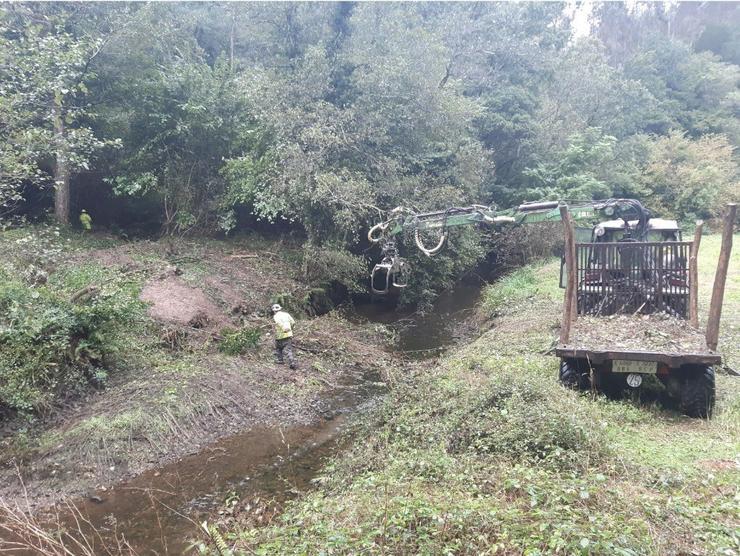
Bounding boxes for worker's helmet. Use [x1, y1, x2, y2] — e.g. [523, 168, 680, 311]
[81, 209, 87, 213]
[271, 303, 282, 313]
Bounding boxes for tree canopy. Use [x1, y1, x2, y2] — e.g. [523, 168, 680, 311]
[1, 2, 738, 301]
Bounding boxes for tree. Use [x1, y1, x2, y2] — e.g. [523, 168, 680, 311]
[81, 3, 254, 236]
[0, 5, 117, 224]
[639, 131, 738, 221]
[521, 129, 626, 202]
[625, 36, 740, 145]
[226, 3, 492, 245]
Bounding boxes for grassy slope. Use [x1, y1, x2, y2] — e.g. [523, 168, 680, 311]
[230, 234, 740, 555]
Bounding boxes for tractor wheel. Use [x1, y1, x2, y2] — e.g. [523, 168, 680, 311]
[679, 366, 715, 418]
[559, 359, 590, 390]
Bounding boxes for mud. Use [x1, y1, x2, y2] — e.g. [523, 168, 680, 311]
[141, 276, 227, 328]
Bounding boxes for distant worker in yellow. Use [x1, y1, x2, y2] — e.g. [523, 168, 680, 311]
[271, 303, 297, 369]
[79, 209, 92, 232]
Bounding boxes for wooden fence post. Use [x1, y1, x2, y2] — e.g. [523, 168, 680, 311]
[689, 221, 703, 328]
[559, 205, 576, 344]
[706, 204, 737, 351]
[568, 212, 578, 320]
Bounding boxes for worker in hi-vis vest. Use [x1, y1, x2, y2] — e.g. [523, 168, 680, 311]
[79, 209, 92, 231]
[271, 303, 297, 369]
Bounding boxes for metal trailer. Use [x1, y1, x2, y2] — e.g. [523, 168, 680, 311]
[555, 203, 737, 418]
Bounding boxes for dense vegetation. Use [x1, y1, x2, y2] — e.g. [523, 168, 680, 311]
[2, 0, 738, 416]
[0, 226, 145, 416]
[1, 3, 738, 298]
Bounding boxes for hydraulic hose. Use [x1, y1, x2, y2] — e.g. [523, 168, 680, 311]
[367, 222, 388, 244]
[414, 227, 448, 256]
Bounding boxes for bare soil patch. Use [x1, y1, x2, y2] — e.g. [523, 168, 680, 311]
[141, 276, 227, 328]
[73, 246, 138, 269]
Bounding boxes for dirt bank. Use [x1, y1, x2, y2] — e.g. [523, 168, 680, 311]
[0, 234, 391, 510]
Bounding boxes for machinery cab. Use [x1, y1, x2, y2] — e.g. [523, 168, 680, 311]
[561, 218, 684, 289]
[591, 218, 682, 243]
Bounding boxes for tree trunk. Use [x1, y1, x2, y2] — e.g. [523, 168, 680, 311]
[52, 94, 70, 224]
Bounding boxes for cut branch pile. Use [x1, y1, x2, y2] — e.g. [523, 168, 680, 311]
[569, 313, 708, 353]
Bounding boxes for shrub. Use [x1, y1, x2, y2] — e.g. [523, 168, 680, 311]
[0, 265, 144, 416]
[301, 243, 366, 293]
[218, 327, 261, 355]
[488, 221, 562, 269]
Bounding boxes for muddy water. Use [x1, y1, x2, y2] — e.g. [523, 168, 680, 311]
[351, 275, 486, 358]
[53, 278, 486, 554]
[54, 374, 383, 554]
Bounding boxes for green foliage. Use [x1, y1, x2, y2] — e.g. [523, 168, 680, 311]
[0, 5, 120, 220]
[213, 2, 497, 255]
[301, 243, 366, 293]
[625, 35, 740, 143]
[522, 129, 622, 201]
[640, 131, 739, 221]
[2, 2, 739, 301]
[218, 327, 261, 356]
[0, 265, 145, 414]
[400, 227, 487, 309]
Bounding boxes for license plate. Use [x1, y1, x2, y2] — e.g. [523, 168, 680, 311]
[612, 360, 657, 374]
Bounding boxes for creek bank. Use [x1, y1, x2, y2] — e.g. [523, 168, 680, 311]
[53, 369, 386, 555]
[0, 233, 392, 512]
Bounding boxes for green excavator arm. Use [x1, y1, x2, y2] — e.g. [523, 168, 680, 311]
[368, 198, 650, 295]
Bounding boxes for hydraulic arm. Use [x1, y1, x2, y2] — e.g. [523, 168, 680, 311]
[367, 198, 651, 295]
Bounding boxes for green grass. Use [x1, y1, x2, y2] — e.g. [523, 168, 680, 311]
[220, 236, 740, 556]
[481, 262, 562, 316]
[218, 327, 261, 355]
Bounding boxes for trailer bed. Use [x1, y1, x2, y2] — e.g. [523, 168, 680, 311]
[556, 314, 721, 367]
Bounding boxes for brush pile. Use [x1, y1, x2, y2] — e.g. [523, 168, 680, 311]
[569, 313, 709, 353]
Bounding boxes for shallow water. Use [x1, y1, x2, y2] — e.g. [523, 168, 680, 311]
[351, 276, 486, 358]
[53, 373, 383, 554]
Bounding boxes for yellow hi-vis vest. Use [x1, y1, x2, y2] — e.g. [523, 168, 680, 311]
[273, 311, 295, 340]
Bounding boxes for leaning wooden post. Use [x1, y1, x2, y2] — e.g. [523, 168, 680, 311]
[568, 211, 578, 320]
[706, 204, 737, 351]
[688, 220, 703, 328]
[559, 204, 576, 344]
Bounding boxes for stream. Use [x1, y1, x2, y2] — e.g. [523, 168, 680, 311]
[53, 276, 487, 554]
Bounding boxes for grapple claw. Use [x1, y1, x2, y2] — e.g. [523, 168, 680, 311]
[370, 239, 407, 295]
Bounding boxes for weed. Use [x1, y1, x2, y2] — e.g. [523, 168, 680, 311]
[481, 260, 560, 316]
[0, 263, 145, 415]
[218, 327, 261, 356]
